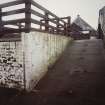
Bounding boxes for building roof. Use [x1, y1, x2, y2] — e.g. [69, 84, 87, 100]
[70, 23, 82, 33]
[72, 15, 95, 31]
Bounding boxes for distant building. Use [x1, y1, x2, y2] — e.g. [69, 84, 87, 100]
[70, 15, 97, 40]
[98, 6, 105, 41]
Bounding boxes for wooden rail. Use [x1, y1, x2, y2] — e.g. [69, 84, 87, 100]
[0, 0, 71, 35]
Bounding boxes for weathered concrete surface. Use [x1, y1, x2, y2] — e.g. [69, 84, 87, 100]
[22, 32, 71, 91]
[0, 32, 71, 91]
[1, 39, 105, 105]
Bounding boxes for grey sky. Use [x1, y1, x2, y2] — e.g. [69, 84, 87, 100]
[0, 0, 105, 29]
[34, 0, 105, 29]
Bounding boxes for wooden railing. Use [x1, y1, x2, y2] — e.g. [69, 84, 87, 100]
[0, 0, 71, 35]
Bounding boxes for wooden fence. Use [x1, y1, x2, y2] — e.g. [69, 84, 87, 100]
[0, 0, 71, 36]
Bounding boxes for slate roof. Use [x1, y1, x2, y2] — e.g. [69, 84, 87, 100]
[72, 15, 95, 31]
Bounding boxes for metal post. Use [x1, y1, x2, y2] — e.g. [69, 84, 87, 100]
[25, 0, 31, 33]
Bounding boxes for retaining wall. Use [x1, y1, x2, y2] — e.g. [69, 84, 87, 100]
[0, 31, 72, 91]
[22, 32, 71, 91]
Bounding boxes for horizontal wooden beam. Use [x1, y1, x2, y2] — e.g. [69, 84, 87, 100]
[58, 16, 71, 20]
[31, 9, 45, 18]
[41, 16, 71, 22]
[2, 8, 25, 16]
[31, 28, 64, 35]
[31, 28, 47, 33]
[0, 28, 27, 34]
[2, 19, 26, 25]
[46, 19, 64, 27]
[31, 0, 51, 15]
[41, 16, 64, 28]
[0, 27, 62, 34]
[31, 18, 58, 30]
[0, 0, 25, 8]
[30, 0, 66, 24]
[10, 23, 25, 28]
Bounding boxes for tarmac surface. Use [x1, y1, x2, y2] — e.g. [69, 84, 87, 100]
[0, 39, 105, 105]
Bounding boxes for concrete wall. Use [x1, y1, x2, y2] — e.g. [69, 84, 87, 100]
[22, 32, 71, 91]
[0, 31, 71, 91]
[0, 41, 24, 89]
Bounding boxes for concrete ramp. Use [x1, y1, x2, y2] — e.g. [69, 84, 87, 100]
[32, 39, 105, 105]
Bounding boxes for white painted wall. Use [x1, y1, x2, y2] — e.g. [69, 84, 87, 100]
[22, 32, 71, 91]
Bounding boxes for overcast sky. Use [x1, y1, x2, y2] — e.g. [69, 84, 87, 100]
[34, 0, 105, 29]
[0, 0, 105, 29]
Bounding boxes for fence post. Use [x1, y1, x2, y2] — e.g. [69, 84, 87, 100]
[0, 8, 2, 33]
[25, 0, 31, 33]
[67, 16, 71, 36]
[64, 23, 67, 35]
[56, 19, 60, 34]
[40, 20, 42, 30]
[18, 22, 22, 34]
[44, 12, 49, 32]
